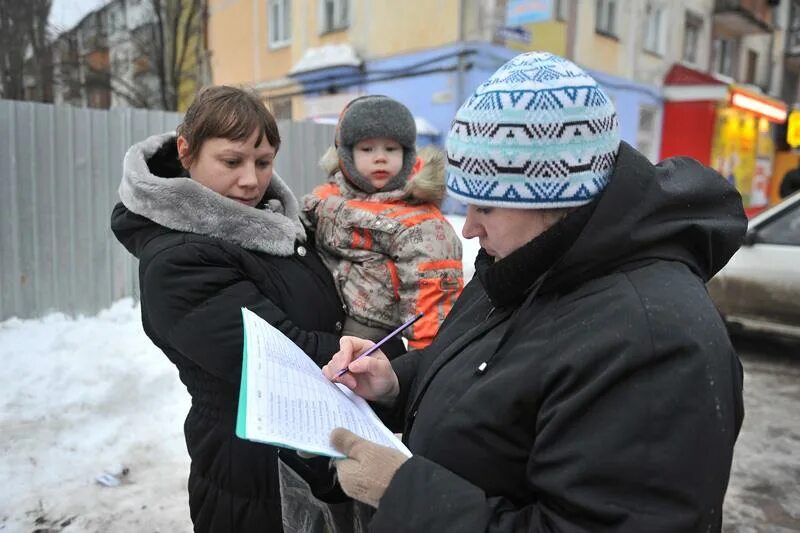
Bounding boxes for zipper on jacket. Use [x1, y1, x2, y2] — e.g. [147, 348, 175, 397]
[474, 271, 550, 376]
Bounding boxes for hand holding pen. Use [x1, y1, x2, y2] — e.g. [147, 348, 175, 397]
[336, 312, 424, 377]
[322, 313, 423, 404]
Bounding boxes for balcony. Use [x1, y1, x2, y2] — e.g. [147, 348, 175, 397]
[713, 0, 773, 36]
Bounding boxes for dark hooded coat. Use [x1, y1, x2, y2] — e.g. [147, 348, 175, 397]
[371, 143, 747, 532]
[111, 133, 345, 532]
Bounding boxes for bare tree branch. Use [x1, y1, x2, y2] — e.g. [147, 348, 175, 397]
[48, 0, 206, 110]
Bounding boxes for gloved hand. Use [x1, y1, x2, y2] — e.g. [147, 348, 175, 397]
[330, 428, 409, 508]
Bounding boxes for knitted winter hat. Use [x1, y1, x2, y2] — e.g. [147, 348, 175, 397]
[336, 95, 417, 193]
[446, 51, 620, 208]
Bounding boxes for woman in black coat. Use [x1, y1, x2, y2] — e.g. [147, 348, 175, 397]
[322, 52, 747, 532]
[111, 86, 344, 532]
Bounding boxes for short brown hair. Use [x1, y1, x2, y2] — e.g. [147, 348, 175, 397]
[177, 85, 281, 164]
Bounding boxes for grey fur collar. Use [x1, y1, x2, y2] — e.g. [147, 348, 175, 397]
[119, 132, 306, 256]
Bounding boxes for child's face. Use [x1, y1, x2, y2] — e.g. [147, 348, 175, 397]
[353, 137, 404, 190]
[178, 128, 275, 207]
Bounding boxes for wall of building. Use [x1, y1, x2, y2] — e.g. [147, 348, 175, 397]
[354, 0, 460, 59]
[573, 0, 624, 76]
[208, 0, 258, 85]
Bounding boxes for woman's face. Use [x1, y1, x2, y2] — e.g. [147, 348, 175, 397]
[177, 129, 275, 207]
[462, 205, 560, 260]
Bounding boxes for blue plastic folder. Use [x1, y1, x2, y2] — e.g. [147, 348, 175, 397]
[235, 308, 411, 458]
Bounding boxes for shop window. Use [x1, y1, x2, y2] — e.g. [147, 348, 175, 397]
[269, 0, 291, 48]
[595, 0, 616, 37]
[320, 0, 349, 34]
[636, 105, 659, 162]
[683, 11, 702, 64]
[782, 70, 799, 104]
[644, 3, 665, 55]
[712, 38, 736, 77]
[790, 2, 800, 50]
[745, 49, 758, 85]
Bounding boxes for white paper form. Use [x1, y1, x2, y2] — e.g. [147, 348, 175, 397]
[236, 307, 411, 458]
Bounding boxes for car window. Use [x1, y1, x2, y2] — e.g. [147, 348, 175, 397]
[758, 203, 800, 246]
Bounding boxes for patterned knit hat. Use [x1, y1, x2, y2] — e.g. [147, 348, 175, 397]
[336, 95, 417, 193]
[446, 52, 620, 209]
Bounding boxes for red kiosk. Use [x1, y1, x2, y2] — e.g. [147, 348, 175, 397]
[660, 64, 788, 217]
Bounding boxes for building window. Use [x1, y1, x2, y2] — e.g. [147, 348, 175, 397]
[269, 0, 291, 47]
[643, 3, 665, 55]
[555, 0, 569, 22]
[637, 105, 659, 162]
[712, 38, 736, 77]
[595, 0, 616, 36]
[320, 0, 349, 34]
[745, 49, 758, 84]
[789, 1, 800, 50]
[683, 11, 702, 63]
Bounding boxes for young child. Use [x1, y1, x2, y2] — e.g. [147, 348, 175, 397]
[302, 95, 463, 353]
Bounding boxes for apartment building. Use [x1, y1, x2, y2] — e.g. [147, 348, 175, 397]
[52, 0, 206, 111]
[208, 0, 518, 144]
[208, 0, 795, 210]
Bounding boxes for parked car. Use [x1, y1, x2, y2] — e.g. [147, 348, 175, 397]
[708, 193, 800, 339]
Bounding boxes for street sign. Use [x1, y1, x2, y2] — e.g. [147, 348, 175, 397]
[506, 0, 553, 26]
[787, 109, 800, 148]
[496, 26, 532, 44]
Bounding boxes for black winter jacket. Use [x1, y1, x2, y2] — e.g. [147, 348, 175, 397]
[371, 143, 747, 532]
[111, 133, 344, 532]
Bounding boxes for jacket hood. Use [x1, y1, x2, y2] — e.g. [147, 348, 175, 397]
[113, 132, 306, 257]
[319, 144, 447, 203]
[546, 142, 747, 289]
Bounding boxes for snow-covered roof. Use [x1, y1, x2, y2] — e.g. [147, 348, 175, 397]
[289, 44, 362, 75]
[414, 117, 439, 136]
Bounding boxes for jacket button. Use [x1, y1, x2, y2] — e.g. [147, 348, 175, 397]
[297, 246, 307, 256]
[411, 409, 418, 420]
[335, 321, 343, 331]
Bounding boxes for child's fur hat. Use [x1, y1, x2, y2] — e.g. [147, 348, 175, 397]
[335, 95, 417, 193]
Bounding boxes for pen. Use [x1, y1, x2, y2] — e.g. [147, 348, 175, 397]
[335, 312, 424, 378]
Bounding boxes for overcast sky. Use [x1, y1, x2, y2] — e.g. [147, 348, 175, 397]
[49, 0, 108, 33]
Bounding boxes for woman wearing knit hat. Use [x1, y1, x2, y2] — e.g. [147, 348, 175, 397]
[321, 52, 747, 531]
[302, 95, 464, 355]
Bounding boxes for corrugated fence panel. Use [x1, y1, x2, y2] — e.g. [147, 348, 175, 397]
[1, 100, 333, 321]
[72, 107, 96, 315]
[15, 102, 38, 318]
[52, 104, 77, 315]
[34, 104, 58, 317]
[276, 120, 336, 197]
[91, 108, 113, 312]
[107, 108, 132, 303]
[0, 101, 18, 320]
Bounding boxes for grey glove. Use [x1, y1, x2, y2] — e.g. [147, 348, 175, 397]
[330, 428, 409, 508]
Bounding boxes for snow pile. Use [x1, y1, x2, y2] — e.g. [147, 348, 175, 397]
[0, 299, 191, 532]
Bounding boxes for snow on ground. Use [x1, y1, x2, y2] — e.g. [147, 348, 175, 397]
[0, 299, 191, 532]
